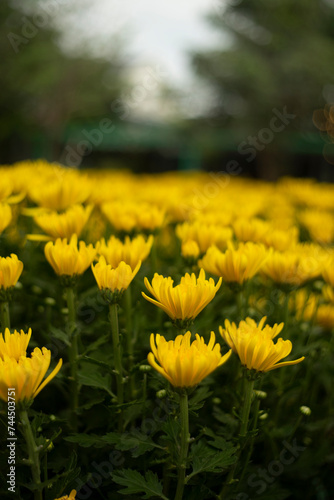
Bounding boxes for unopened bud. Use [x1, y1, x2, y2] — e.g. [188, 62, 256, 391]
[139, 365, 152, 372]
[156, 389, 167, 399]
[212, 397, 221, 405]
[259, 412, 268, 420]
[300, 405, 311, 416]
[254, 390, 267, 400]
[45, 297, 56, 306]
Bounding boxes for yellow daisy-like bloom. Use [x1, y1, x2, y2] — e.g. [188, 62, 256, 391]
[261, 226, 299, 252]
[316, 304, 334, 330]
[92, 256, 141, 292]
[219, 317, 304, 372]
[0, 328, 32, 360]
[97, 234, 153, 270]
[44, 234, 96, 277]
[323, 257, 334, 288]
[176, 221, 233, 254]
[0, 347, 62, 403]
[199, 242, 267, 284]
[54, 490, 77, 500]
[148, 331, 232, 388]
[0, 203, 12, 233]
[262, 249, 320, 286]
[142, 269, 222, 323]
[102, 201, 165, 232]
[323, 284, 334, 304]
[233, 217, 270, 243]
[0, 254, 24, 289]
[29, 204, 93, 241]
[181, 240, 200, 259]
[290, 289, 318, 322]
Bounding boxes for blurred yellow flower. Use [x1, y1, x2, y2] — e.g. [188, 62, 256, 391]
[261, 226, 299, 252]
[323, 257, 334, 288]
[102, 201, 165, 232]
[199, 242, 267, 284]
[290, 289, 318, 321]
[323, 284, 334, 304]
[0, 203, 12, 233]
[0, 347, 62, 403]
[28, 171, 91, 210]
[97, 234, 153, 269]
[29, 204, 93, 241]
[233, 217, 270, 243]
[44, 234, 96, 277]
[0, 328, 32, 360]
[142, 269, 221, 324]
[299, 209, 334, 244]
[181, 240, 200, 259]
[148, 331, 232, 388]
[262, 249, 320, 286]
[92, 256, 141, 293]
[54, 490, 76, 500]
[176, 221, 232, 254]
[316, 304, 334, 330]
[0, 254, 23, 289]
[219, 317, 304, 372]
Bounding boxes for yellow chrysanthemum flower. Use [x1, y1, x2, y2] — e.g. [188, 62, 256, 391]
[261, 226, 299, 252]
[0, 328, 32, 360]
[199, 242, 267, 284]
[44, 234, 96, 277]
[262, 249, 320, 286]
[299, 209, 334, 244]
[0, 203, 12, 233]
[142, 269, 221, 324]
[323, 258, 334, 288]
[148, 331, 232, 388]
[28, 204, 93, 241]
[97, 234, 153, 269]
[28, 171, 91, 211]
[219, 317, 304, 372]
[323, 284, 334, 304]
[290, 289, 318, 322]
[233, 217, 270, 243]
[92, 256, 141, 293]
[0, 347, 62, 403]
[54, 490, 77, 500]
[181, 240, 200, 259]
[0, 254, 24, 289]
[176, 221, 233, 254]
[102, 201, 165, 232]
[316, 304, 334, 330]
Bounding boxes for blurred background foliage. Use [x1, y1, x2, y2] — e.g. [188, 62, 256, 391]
[1, 0, 334, 178]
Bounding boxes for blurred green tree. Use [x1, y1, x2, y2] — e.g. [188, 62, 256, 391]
[0, 0, 125, 162]
[191, 0, 334, 178]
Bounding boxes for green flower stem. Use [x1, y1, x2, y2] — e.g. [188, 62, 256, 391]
[0, 301, 11, 330]
[237, 287, 246, 321]
[66, 287, 78, 430]
[109, 303, 124, 406]
[174, 391, 190, 500]
[124, 287, 135, 399]
[239, 396, 261, 483]
[219, 376, 255, 499]
[150, 239, 159, 274]
[240, 377, 254, 437]
[19, 409, 43, 500]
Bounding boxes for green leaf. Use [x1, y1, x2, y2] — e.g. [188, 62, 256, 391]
[49, 326, 71, 347]
[77, 365, 114, 396]
[112, 469, 168, 499]
[65, 434, 105, 448]
[103, 430, 163, 457]
[188, 386, 213, 413]
[80, 355, 111, 370]
[81, 335, 109, 356]
[186, 440, 237, 483]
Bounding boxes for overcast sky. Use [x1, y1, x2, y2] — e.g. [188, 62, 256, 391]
[58, 0, 228, 87]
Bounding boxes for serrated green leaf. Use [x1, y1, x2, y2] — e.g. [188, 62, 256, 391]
[65, 434, 105, 448]
[77, 366, 114, 396]
[103, 430, 164, 457]
[186, 440, 237, 482]
[112, 469, 168, 499]
[49, 326, 71, 347]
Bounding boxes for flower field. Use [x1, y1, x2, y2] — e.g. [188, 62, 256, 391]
[0, 160, 333, 500]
